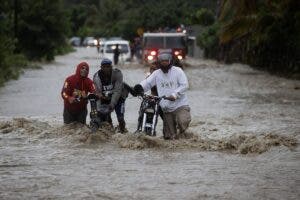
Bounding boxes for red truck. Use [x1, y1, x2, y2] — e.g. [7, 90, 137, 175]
[142, 32, 187, 64]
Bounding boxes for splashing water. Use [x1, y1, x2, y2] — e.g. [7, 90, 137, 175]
[1, 118, 297, 154]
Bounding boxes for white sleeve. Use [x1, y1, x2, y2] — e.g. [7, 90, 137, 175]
[174, 68, 189, 97]
[93, 72, 102, 93]
[140, 71, 157, 92]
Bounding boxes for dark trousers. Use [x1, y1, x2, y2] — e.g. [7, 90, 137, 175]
[114, 98, 125, 123]
[99, 98, 125, 124]
[114, 55, 119, 65]
[63, 108, 88, 124]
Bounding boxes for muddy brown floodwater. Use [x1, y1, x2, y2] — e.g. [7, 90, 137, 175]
[0, 47, 299, 200]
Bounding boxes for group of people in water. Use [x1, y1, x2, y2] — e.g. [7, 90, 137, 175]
[61, 53, 191, 140]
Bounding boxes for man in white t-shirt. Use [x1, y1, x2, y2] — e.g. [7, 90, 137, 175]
[134, 53, 191, 140]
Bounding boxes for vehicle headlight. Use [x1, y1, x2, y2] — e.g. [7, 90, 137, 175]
[150, 51, 157, 56]
[147, 55, 154, 61]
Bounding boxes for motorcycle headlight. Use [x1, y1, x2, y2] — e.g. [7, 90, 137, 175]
[144, 108, 155, 113]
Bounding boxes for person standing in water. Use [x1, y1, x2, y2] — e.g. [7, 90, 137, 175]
[113, 44, 120, 65]
[61, 62, 96, 124]
[134, 53, 191, 139]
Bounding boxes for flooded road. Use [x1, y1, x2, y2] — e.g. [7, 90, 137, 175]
[0, 48, 299, 200]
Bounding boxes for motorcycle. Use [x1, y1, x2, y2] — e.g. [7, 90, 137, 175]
[136, 94, 165, 136]
[87, 82, 135, 133]
[87, 93, 111, 133]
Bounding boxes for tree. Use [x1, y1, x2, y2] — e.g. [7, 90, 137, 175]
[217, 0, 300, 74]
[0, 0, 28, 85]
[18, 0, 70, 61]
[194, 8, 215, 26]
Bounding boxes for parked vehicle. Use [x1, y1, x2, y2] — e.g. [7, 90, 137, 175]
[102, 40, 131, 63]
[142, 32, 187, 64]
[83, 37, 97, 47]
[69, 37, 81, 46]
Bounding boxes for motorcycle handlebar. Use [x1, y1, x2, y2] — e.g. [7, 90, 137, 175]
[142, 94, 167, 101]
[76, 93, 99, 102]
[87, 93, 99, 100]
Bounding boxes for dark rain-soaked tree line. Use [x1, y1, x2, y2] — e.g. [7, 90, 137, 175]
[0, 0, 299, 86]
[197, 0, 300, 78]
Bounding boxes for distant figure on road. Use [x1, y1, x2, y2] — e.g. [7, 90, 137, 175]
[61, 62, 96, 124]
[130, 42, 135, 61]
[113, 44, 120, 65]
[96, 38, 100, 53]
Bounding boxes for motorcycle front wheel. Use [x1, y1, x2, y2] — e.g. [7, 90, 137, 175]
[90, 121, 99, 133]
[144, 127, 153, 136]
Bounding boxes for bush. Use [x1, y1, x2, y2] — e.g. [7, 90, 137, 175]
[17, 0, 70, 61]
[195, 8, 215, 26]
[196, 23, 219, 58]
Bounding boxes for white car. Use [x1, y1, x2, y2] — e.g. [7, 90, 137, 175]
[102, 40, 131, 64]
[83, 37, 97, 47]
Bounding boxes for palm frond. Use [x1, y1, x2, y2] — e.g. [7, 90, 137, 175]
[219, 14, 258, 44]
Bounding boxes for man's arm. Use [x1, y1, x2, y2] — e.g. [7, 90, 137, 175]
[124, 82, 137, 96]
[93, 72, 103, 98]
[61, 78, 75, 103]
[169, 68, 189, 100]
[140, 70, 157, 93]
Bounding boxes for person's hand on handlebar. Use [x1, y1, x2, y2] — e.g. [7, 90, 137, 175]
[88, 92, 103, 100]
[133, 84, 144, 96]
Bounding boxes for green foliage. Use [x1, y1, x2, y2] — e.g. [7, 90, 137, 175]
[77, 26, 93, 38]
[198, 0, 300, 77]
[0, 0, 72, 86]
[17, 0, 70, 61]
[67, 4, 89, 36]
[65, 0, 217, 40]
[194, 8, 215, 26]
[0, 37, 28, 86]
[1, 0, 297, 87]
[197, 23, 219, 58]
[249, 1, 300, 74]
[54, 43, 75, 55]
[0, 2, 28, 86]
[139, 1, 190, 30]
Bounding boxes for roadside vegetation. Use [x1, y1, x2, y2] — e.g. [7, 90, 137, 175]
[197, 0, 300, 78]
[1, 0, 299, 86]
[0, 0, 71, 86]
[0, 0, 216, 86]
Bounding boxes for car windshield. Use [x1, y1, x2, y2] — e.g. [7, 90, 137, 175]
[105, 44, 129, 53]
[166, 37, 186, 48]
[144, 36, 186, 49]
[144, 37, 164, 48]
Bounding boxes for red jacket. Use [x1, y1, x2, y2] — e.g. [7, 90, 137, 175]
[61, 62, 96, 113]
